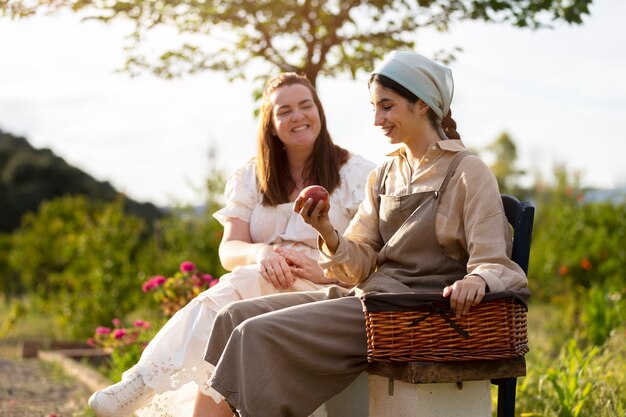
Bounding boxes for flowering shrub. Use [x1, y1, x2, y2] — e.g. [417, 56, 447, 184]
[87, 317, 154, 381]
[142, 261, 219, 317]
[87, 317, 152, 351]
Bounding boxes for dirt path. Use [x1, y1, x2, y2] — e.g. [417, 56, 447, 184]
[0, 341, 93, 417]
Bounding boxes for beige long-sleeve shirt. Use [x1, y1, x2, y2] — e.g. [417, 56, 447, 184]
[319, 139, 528, 293]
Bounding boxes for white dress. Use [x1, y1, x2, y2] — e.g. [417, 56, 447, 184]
[131, 154, 374, 417]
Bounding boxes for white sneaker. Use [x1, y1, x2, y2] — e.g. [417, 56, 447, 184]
[88, 371, 155, 417]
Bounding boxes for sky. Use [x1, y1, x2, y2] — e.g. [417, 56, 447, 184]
[1, 1, 625, 206]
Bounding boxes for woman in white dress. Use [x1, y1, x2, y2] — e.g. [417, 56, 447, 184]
[88, 72, 374, 417]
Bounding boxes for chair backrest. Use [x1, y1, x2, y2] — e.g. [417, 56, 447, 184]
[501, 194, 535, 274]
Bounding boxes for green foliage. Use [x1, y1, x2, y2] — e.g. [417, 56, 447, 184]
[516, 324, 601, 417]
[0, 296, 58, 340]
[0, 298, 26, 338]
[0, 232, 21, 297]
[528, 166, 626, 301]
[9, 196, 98, 294]
[1, 1, 592, 85]
[578, 285, 624, 346]
[523, 330, 626, 417]
[517, 298, 626, 417]
[589, 332, 626, 416]
[0, 130, 162, 233]
[106, 344, 145, 383]
[544, 339, 598, 417]
[8, 196, 149, 338]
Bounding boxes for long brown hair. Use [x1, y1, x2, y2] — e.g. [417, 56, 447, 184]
[257, 73, 349, 206]
[368, 73, 460, 140]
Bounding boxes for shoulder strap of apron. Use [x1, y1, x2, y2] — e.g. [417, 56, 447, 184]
[376, 158, 394, 197]
[437, 151, 473, 198]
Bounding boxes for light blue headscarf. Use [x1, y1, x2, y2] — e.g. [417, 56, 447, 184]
[372, 51, 454, 140]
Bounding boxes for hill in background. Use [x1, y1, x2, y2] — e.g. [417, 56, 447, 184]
[0, 129, 163, 232]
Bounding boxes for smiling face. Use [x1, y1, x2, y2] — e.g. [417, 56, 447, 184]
[369, 81, 429, 147]
[269, 84, 321, 152]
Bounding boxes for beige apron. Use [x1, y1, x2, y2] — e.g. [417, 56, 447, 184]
[206, 151, 471, 417]
[357, 150, 470, 293]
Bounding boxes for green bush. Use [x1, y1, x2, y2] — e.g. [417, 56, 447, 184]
[4, 174, 227, 339]
[528, 167, 626, 301]
[8, 196, 148, 338]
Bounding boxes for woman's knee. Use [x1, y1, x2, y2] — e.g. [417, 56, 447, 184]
[216, 298, 266, 329]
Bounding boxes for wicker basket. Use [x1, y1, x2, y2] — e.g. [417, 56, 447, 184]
[360, 291, 529, 362]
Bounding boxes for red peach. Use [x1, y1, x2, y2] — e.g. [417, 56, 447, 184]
[295, 185, 330, 215]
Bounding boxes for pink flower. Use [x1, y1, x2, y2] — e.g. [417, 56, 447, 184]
[87, 338, 95, 346]
[113, 329, 127, 339]
[112, 318, 121, 326]
[143, 275, 166, 292]
[180, 261, 196, 273]
[134, 320, 151, 329]
[142, 280, 155, 292]
[202, 274, 214, 283]
[96, 327, 111, 335]
[209, 279, 219, 288]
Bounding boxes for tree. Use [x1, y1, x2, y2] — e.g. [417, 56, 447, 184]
[485, 131, 525, 196]
[2, 0, 592, 86]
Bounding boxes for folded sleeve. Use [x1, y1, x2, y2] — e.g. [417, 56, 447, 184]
[455, 157, 528, 292]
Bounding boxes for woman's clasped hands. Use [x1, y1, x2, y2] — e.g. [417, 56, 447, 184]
[256, 244, 294, 289]
[256, 244, 329, 289]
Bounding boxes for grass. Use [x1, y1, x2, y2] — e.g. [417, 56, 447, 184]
[0, 297, 58, 342]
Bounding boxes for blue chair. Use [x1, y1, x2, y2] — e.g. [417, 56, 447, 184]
[492, 194, 535, 417]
